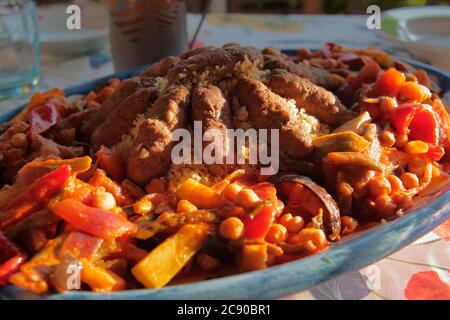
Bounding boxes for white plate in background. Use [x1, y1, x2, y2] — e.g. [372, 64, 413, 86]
[37, 2, 109, 57]
[380, 6, 450, 72]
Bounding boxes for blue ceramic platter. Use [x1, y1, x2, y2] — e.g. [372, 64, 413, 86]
[0, 56, 449, 300]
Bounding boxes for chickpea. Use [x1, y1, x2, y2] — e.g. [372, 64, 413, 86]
[403, 141, 429, 155]
[380, 97, 397, 115]
[235, 188, 260, 210]
[133, 199, 154, 215]
[10, 133, 28, 148]
[400, 172, 419, 189]
[176, 199, 197, 213]
[219, 217, 244, 240]
[341, 216, 358, 235]
[368, 175, 392, 196]
[278, 213, 304, 233]
[93, 190, 116, 211]
[265, 224, 287, 244]
[296, 228, 328, 252]
[222, 183, 243, 202]
[395, 132, 408, 148]
[374, 194, 396, 217]
[387, 175, 405, 193]
[408, 157, 426, 176]
[380, 130, 396, 148]
[391, 192, 413, 211]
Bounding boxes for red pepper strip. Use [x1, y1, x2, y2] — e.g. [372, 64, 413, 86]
[95, 146, 125, 182]
[58, 231, 103, 261]
[243, 203, 275, 240]
[49, 199, 137, 240]
[28, 102, 60, 135]
[408, 108, 439, 145]
[0, 165, 71, 230]
[390, 104, 439, 145]
[0, 232, 27, 286]
[390, 104, 418, 135]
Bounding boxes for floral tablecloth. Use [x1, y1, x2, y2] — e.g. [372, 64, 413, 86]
[0, 12, 449, 300]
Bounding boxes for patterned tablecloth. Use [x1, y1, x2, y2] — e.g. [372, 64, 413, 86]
[0, 13, 449, 300]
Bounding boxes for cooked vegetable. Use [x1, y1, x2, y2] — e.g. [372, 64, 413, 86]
[0, 165, 71, 230]
[240, 244, 268, 272]
[242, 202, 276, 240]
[274, 175, 341, 241]
[95, 146, 125, 182]
[80, 258, 125, 292]
[373, 68, 406, 97]
[58, 232, 103, 261]
[132, 224, 209, 289]
[312, 131, 370, 159]
[23, 156, 92, 175]
[327, 152, 385, 172]
[134, 210, 216, 240]
[49, 199, 137, 240]
[176, 178, 222, 209]
[0, 231, 27, 286]
[29, 102, 60, 135]
[0, 44, 449, 294]
[334, 111, 371, 133]
[390, 104, 439, 145]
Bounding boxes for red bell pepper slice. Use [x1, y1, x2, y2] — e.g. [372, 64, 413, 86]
[390, 104, 418, 135]
[390, 104, 439, 145]
[29, 102, 60, 135]
[408, 108, 439, 145]
[0, 232, 27, 286]
[243, 203, 275, 240]
[49, 199, 137, 240]
[95, 146, 125, 182]
[0, 165, 71, 230]
[373, 67, 406, 97]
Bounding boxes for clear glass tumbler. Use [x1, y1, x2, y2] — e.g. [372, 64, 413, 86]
[0, 0, 40, 100]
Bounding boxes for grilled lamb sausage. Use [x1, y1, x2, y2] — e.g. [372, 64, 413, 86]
[192, 85, 233, 175]
[81, 77, 153, 139]
[264, 55, 338, 90]
[235, 77, 313, 159]
[90, 87, 158, 150]
[268, 69, 354, 126]
[167, 45, 263, 85]
[139, 56, 181, 78]
[126, 85, 190, 185]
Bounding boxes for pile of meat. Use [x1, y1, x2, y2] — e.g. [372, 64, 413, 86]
[4, 44, 399, 192]
[50, 43, 353, 187]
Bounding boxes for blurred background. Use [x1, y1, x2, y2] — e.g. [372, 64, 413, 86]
[37, 0, 450, 13]
[1, 0, 449, 106]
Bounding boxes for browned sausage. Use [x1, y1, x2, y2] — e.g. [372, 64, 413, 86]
[126, 85, 190, 185]
[235, 78, 313, 159]
[268, 69, 354, 126]
[264, 55, 338, 90]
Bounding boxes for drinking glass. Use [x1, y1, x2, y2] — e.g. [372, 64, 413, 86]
[0, 0, 40, 100]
